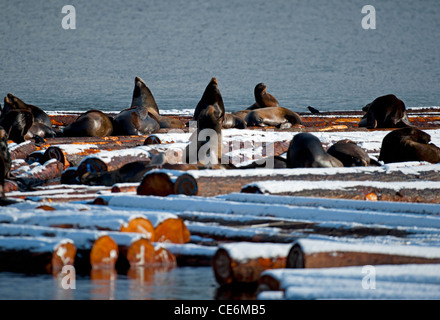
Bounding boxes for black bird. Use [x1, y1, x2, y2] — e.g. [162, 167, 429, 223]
[307, 106, 321, 114]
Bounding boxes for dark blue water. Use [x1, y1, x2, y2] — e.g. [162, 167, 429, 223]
[1, 0, 439, 113]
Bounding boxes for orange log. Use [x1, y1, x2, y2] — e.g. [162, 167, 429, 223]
[126, 238, 155, 267]
[120, 217, 156, 242]
[154, 218, 191, 244]
[15, 159, 64, 185]
[89, 235, 119, 269]
[154, 246, 177, 267]
[0, 237, 76, 274]
[9, 141, 37, 160]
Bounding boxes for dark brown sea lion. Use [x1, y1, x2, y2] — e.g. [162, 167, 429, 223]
[184, 104, 223, 165]
[327, 139, 379, 167]
[131, 76, 185, 129]
[112, 108, 159, 136]
[3, 93, 52, 128]
[287, 132, 343, 168]
[0, 109, 33, 143]
[0, 127, 11, 197]
[62, 110, 113, 137]
[378, 127, 440, 164]
[244, 107, 303, 128]
[359, 94, 412, 129]
[222, 113, 246, 129]
[193, 77, 225, 123]
[247, 83, 280, 110]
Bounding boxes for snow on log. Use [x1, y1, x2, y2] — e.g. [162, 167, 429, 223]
[14, 159, 64, 186]
[212, 242, 291, 285]
[285, 238, 440, 269]
[137, 170, 198, 197]
[0, 236, 75, 274]
[258, 264, 440, 300]
[9, 141, 37, 160]
[111, 183, 139, 193]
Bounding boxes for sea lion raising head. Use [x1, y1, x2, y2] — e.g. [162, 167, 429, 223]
[193, 77, 225, 123]
[247, 83, 280, 110]
[359, 94, 412, 129]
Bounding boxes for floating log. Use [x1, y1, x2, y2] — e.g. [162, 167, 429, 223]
[285, 239, 440, 269]
[258, 264, 440, 300]
[89, 235, 119, 269]
[14, 159, 64, 187]
[111, 183, 139, 193]
[120, 217, 156, 242]
[9, 141, 37, 160]
[44, 146, 70, 168]
[137, 170, 198, 197]
[0, 236, 75, 274]
[76, 146, 152, 178]
[212, 242, 291, 286]
[161, 243, 217, 267]
[126, 239, 176, 268]
[155, 218, 191, 244]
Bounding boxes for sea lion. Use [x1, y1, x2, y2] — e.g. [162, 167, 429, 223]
[307, 106, 321, 114]
[244, 107, 303, 128]
[3, 93, 52, 128]
[378, 127, 440, 164]
[359, 94, 412, 129]
[222, 113, 246, 129]
[184, 104, 223, 166]
[0, 109, 33, 143]
[327, 139, 379, 167]
[193, 77, 225, 123]
[247, 83, 280, 110]
[112, 108, 159, 136]
[131, 76, 185, 129]
[62, 110, 113, 137]
[286, 132, 343, 168]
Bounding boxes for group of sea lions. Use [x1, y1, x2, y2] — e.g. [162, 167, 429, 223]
[1, 76, 440, 193]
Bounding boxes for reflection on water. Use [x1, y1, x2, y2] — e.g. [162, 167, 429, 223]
[0, 266, 218, 300]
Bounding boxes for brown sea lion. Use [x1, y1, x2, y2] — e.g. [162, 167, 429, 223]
[0, 109, 33, 143]
[287, 132, 343, 168]
[112, 108, 159, 136]
[247, 83, 280, 110]
[193, 77, 225, 123]
[222, 113, 246, 129]
[3, 93, 52, 128]
[244, 106, 303, 128]
[131, 76, 185, 129]
[327, 139, 379, 167]
[359, 94, 412, 129]
[378, 127, 440, 164]
[62, 110, 113, 137]
[184, 104, 223, 166]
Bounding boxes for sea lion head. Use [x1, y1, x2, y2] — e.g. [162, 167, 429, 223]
[131, 76, 160, 116]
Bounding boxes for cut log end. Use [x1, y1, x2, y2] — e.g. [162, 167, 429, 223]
[90, 235, 119, 269]
[52, 241, 76, 273]
[144, 135, 162, 145]
[137, 172, 174, 197]
[127, 238, 155, 267]
[174, 173, 198, 196]
[286, 244, 305, 268]
[77, 158, 108, 179]
[155, 218, 191, 244]
[120, 217, 155, 242]
[212, 248, 234, 286]
[154, 247, 177, 267]
[44, 146, 69, 168]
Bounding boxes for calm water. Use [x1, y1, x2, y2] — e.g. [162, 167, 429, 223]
[0, 267, 219, 300]
[1, 0, 440, 113]
[1, 0, 440, 300]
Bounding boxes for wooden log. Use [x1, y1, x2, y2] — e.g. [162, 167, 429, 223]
[212, 242, 291, 286]
[9, 141, 37, 160]
[285, 239, 440, 269]
[137, 170, 198, 197]
[89, 235, 119, 269]
[76, 147, 152, 178]
[111, 183, 139, 193]
[26, 151, 46, 165]
[4, 180, 18, 193]
[120, 217, 156, 242]
[161, 243, 217, 267]
[144, 135, 162, 145]
[0, 236, 75, 274]
[125, 238, 176, 268]
[155, 218, 191, 244]
[15, 159, 64, 187]
[44, 146, 70, 168]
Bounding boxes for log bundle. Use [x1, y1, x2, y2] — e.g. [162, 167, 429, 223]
[137, 170, 198, 197]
